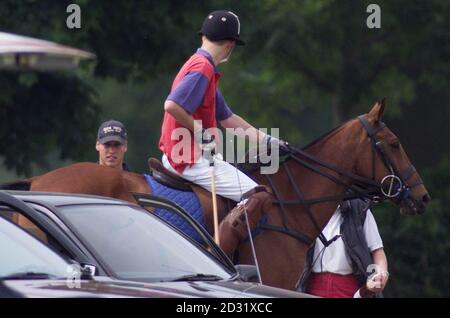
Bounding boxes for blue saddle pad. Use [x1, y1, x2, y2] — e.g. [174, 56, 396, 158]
[144, 174, 206, 243]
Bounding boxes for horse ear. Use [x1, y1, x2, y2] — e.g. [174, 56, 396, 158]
[368, 98, 386, 123]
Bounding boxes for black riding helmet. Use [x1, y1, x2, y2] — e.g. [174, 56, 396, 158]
[199, 10, 245, 45]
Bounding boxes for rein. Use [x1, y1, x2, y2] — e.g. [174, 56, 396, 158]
[248, 114, 423, 247]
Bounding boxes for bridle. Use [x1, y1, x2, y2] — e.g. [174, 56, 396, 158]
[357, 115, 424, 204]
[245, 114, 424, 247]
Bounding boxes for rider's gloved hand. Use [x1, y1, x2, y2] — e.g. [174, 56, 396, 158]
[261, 134, 290, 152]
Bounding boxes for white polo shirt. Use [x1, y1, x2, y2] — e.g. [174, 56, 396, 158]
[311, 206, 383, 275]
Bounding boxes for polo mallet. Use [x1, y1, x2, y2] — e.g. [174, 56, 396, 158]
[201, 128, 220, 245]
[209, 152, 220, 245]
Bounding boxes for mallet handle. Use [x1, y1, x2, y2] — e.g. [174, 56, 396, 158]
[210, 165, 220, 245]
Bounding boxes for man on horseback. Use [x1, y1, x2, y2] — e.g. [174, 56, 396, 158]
[96, 120, 131, 171]
[159, 10, 286, 254]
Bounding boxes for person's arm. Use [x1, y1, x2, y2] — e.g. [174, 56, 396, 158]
[219, 114, 266, 143]
[216, 89, 287, 149]
[361, 209, 389, 293]
[164, 100, 202, 134]
[372, 247, 388, 273]
[164, 67, 212, 135]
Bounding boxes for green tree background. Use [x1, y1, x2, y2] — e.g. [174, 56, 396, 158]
[0, 0, 448, 297]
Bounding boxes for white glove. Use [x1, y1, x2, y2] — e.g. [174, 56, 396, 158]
[261, 134, 289, 151]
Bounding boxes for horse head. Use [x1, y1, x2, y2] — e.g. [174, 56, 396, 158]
[353, 99, 430, 215]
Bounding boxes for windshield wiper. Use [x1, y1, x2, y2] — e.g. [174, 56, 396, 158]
[169, 273, 224, 282]
[0, 272, 59, 280]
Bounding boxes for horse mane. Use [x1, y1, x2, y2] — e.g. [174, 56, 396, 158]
[301, 118, 353, 151]
[237, 118, 355, 175]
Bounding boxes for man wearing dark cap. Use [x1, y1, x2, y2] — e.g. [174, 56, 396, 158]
[159, 10, 287, 254]
[96, 120, 130, 171]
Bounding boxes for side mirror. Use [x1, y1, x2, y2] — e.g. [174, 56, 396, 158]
[234, 264, 259, 283]
[67, 261, 95, 280]
[80, 264, 96, 279]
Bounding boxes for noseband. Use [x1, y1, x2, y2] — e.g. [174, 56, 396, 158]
[247, 115, 424, 247]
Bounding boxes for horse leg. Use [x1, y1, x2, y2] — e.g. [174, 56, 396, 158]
[236, 209, 309, 290]
[238, 233, 307, 290]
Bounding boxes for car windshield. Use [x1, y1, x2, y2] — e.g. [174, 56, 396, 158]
[0, 217, 69, 279]
[58, 204, 232, 282]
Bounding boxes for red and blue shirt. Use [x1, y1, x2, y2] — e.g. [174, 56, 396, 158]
[159, 48, 233, 173]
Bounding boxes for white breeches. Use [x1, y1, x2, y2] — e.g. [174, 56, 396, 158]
[162, 153, 258, 202]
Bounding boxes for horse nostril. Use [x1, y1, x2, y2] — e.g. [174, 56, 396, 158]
[422, 194, 431, 203]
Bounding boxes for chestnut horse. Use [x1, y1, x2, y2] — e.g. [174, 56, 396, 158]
[1, 100, 430, 290]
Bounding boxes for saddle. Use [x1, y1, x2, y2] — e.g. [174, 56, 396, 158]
[147, 157, 233, 233]
[148, 158, 192, 191]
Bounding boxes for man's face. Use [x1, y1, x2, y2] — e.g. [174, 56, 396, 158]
[96, 141, 127, 169]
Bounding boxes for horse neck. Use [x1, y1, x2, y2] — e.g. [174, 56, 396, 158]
[293, 120, 364, 224]
[299, 119, 363, 193]
[258, 120, 365, 237]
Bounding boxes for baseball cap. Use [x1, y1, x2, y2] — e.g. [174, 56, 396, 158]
[199, 10, 245, 45]
[97, 120, 127, 145]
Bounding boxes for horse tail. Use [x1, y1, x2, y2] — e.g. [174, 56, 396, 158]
[0, 179, 33, 191]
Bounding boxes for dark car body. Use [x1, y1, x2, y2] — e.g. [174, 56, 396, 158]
[0, 213, 227, 298]
[3, 278, 307, 298]
[0, 190, 313, 298]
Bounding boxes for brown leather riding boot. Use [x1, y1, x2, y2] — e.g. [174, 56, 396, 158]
[218, 186, 273, 256]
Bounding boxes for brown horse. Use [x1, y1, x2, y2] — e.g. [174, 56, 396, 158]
[1, 100, 430, 290]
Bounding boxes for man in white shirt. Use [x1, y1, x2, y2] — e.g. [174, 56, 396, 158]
[297, 199, 389, 298]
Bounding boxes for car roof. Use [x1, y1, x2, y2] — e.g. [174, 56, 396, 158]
[1, 190, 132, 207]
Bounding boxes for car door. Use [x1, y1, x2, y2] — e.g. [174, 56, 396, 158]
[133, 192, 261, 283]
[132, 193, 236, 270]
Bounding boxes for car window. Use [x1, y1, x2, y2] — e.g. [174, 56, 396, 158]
[0, 207, 72, 261]
[0, 217, 69, 278]
[0, 209, 48, 243]
[58, 204, 232, 282]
